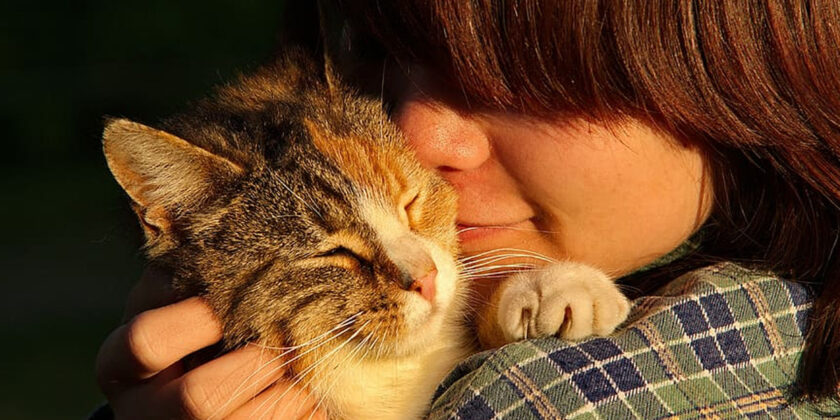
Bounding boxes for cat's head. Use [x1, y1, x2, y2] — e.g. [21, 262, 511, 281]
[102, 62, 463, 361]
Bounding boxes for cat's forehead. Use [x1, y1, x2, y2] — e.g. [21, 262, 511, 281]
[303, 119, 424, 203]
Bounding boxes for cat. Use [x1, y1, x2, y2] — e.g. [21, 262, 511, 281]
[102, 49, 630, 419]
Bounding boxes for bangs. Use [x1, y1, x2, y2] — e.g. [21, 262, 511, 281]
[340, 0, 840, 152]
[342, 1, 633, 118]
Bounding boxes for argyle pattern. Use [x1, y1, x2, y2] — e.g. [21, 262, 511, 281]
[429, 263, 833, 419]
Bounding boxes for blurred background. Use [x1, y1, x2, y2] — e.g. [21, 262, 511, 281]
[1, 1, 286, 418]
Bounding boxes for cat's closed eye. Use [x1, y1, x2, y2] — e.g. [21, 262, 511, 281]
[399, 190, 421, 229]
[320, 246, 372, 268]
[313, 243, 374, 274]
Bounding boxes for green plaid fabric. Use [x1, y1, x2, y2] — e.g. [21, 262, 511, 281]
[429, 262, 835, 419]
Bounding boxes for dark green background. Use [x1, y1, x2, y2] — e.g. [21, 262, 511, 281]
[1, 2, 286, 418]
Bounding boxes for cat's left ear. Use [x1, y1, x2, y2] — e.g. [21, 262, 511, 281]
[102, 118, 243, 243]
[317, 0, 348, 95]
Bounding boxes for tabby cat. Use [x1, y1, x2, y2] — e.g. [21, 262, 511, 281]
[102, 50, 629, 419]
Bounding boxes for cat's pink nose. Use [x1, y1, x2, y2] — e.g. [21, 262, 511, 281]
[405, 269, 437, 303]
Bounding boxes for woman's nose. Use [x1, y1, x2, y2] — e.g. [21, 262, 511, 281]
[394, 98, 491, 172]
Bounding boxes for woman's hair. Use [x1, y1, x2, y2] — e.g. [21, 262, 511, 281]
[320, 0, 840, 402]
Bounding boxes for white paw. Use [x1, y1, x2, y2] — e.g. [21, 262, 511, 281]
[495, 262, 630, 342]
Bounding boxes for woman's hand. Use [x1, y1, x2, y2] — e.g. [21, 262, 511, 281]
[94, 267, 326, 419]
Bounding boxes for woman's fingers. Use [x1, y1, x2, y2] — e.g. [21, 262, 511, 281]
[113, 345, 290, 420]
[227, 379, 328, 420]
[96, 297, 223, 393]
[96, 269, 321, 419]
[96, 269, 318, 419]
[174, 345, 290, 420]
[97, 294, 306, 420]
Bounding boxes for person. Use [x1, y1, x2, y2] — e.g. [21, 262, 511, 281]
[93, 1, 840, 418]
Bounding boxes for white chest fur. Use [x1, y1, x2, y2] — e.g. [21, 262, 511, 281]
[309, 323, 469, 420]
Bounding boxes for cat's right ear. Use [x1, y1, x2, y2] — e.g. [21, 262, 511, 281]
[102, 118, 244, 242]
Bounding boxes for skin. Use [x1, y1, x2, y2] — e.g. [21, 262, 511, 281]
[393, 69, 713, 279]
[95, 69, 713, 419]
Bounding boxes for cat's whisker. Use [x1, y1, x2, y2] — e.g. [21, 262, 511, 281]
[363, 320, 385, 360]
[308, 325, 379, 420]
[469, 247, 557, 258]
[617, 283, 643, 297]
[278, 178, 324, 220]
[270, 322, 358, 372]
[461, 255, 543, 266]
[455, 225, 563, 235]
[461, 263, 538, 275]
[464, 263, 539, 271]
[460, 256, 527, 269]
[263, 320, 371, 420]
[462, 270, 536, 278]
[248, 321, 359, 414]
[462, 268, 535, 278]
[472, 253, 557, 266]
[457, 247, 520, 263]
[258, 361, 326, 419]
[308, 382, 333, 419]
[285, 323, 373, 416]
[211, 319, 362, 420]
[462, 272, 532, 281]
[207, 349, 290, 420]
[247, 312, 362, 351]
[245, 324, 357, 379]
[458, 247, 558, 264]
[465, 289, 493, 303]
[462, 270, 537, 279]
[370, 332, 384, 361]
[462, 271, 534, 280]
[461, 254, 551, 270]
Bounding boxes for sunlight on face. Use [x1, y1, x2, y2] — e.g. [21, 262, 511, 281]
[393, 77, 713, 282]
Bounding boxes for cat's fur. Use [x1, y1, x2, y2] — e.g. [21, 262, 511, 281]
[103, 50, 630, 419]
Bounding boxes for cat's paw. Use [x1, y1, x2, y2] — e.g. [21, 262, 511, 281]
[494, 262, 630, 342]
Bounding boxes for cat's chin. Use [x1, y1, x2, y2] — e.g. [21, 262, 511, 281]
[362, 310, 464, 360]
[390, 317, 447, 357]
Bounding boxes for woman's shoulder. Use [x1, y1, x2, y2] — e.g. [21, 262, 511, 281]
[631, 261, 812, 348]
[651, 261, 812, 303]
[430, 262, 826, 419]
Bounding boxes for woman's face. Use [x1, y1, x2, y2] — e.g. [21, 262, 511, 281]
[392, 70, 713, 279]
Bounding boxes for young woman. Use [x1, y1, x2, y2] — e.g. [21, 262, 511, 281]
[94, 1, 840, 418]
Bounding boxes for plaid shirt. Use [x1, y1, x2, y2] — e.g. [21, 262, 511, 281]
[429, 262, 834, 419]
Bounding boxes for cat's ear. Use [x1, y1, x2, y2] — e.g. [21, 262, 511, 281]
[102, 118, 244, 241]
[316, 0, 345, 95]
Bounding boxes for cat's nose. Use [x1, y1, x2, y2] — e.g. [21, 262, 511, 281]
[399, 268, 437, 303]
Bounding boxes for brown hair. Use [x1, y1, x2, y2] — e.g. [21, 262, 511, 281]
[320, 0, 840, 402]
